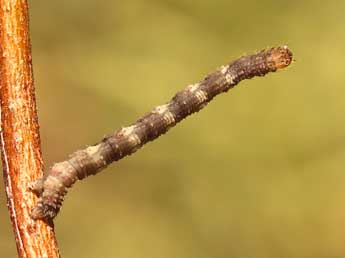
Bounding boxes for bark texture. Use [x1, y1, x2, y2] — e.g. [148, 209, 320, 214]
[0, 1, 60, 257]
[30, 46, 293, 221]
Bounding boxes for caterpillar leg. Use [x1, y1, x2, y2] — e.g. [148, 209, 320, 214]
[28, 177, 45, 195]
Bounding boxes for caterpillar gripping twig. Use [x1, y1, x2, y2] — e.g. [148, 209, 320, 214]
[30, 46, 293, 221]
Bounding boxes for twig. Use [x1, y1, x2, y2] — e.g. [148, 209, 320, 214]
[30, 46, 293, 221]
[0, 1, 60, 257]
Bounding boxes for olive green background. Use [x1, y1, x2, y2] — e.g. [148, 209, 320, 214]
[1, 0, 345, 257]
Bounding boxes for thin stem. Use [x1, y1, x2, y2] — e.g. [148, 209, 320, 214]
[30, 46, 293, 221]
[0, 1, 60, 257]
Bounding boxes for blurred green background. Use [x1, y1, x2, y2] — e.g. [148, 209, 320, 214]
[1, 0, 345, 257]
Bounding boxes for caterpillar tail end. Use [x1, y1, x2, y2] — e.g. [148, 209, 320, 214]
[31, 203, 59, 221]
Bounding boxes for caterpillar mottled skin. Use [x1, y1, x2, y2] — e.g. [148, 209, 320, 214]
[30, 46, 293, 221]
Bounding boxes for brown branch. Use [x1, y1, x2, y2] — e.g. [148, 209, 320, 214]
[30, 46, 293, 221]
[0, 1, 60, 257]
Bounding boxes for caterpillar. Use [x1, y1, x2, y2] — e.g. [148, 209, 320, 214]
[30, 46, 293, 221]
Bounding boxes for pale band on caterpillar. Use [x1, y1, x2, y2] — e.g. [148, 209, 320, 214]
[29, 46, 293, 221]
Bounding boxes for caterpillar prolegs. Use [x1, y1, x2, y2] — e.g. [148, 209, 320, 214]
[30, 46, 293, 221]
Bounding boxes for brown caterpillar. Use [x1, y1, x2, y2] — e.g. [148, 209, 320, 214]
[30, 46, 293, 221]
